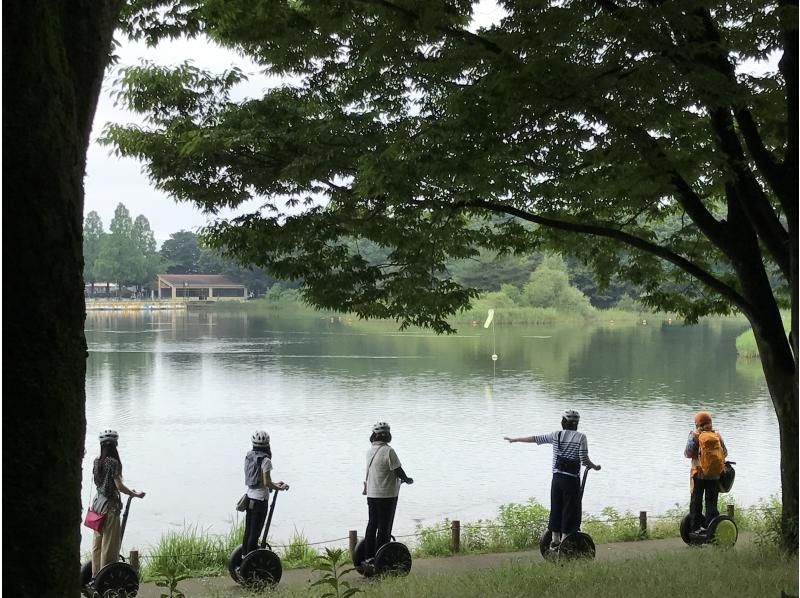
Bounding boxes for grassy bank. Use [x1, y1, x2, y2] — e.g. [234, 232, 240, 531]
[256, 544, 797, 598]
[202, 295, 691, 328]
[139, 496, 782, 582]
[734, 311, 790, 358]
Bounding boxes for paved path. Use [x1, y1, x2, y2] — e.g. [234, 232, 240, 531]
[136, 534, 749, 597]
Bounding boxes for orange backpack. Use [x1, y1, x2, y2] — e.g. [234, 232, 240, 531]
[697, 431, 725, 479]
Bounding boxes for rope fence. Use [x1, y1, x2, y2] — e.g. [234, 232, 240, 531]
[128, 503, 780, 567]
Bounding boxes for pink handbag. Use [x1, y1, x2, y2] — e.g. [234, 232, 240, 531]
[83, 509, 105, 532]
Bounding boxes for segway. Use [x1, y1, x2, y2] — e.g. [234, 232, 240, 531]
[352, 534, 413, 578]
[80, 494, 141, 597]
[539, 466, 598, 561]
[351, 481, 413, 578]
[679, 464, 738, 548]
[680, 512, 738, 547]
[227, 489, 284, 587]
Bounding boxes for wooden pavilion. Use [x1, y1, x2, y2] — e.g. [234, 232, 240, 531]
[156, 274, 247, 301]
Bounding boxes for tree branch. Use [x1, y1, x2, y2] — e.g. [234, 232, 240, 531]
[602, 118, 732, 253]
[362, 0, 504, 55]
[734, 109, 788, 203]
[455, 198, 754, 316]
[778, 0, 798, 223]
[708, 108, 790, 279]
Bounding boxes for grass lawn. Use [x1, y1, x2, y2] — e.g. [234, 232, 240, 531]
[260, 544, 797, 598]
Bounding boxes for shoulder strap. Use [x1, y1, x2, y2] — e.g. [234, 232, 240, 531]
[365, 445, 388, 482]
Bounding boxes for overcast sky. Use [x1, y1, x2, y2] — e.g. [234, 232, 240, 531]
[84, 37, 266, 244]
[83, 2, 507, 245]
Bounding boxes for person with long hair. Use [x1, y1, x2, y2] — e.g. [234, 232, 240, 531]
[361, 421, 413, 567]
[91, 430, 146, 577]
[241, 430, 289, 555]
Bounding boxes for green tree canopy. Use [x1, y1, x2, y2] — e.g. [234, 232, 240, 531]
[132, 214, 163, 287]
[110, 0, 797, 548]
[160, 229, 202, 273]
[93, 203, 162, 293]
[521, 255, 593, 316]
[83, 211, 105, 285]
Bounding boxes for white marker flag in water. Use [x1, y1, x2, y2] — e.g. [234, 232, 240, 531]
[483, 309, 495, 329]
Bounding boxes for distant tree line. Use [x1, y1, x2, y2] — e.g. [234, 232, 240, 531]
[84, 203, 639, 305]
[83, 203, 289, 296]
[83, 203, 162, 295]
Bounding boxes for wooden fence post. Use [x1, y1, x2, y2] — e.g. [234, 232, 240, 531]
[349, 530, 358, 556]
[639, 511, 647, 536]
[727, 504, 735, 520]
[451, 520, 461, 553]
[128, 550, 139, 572]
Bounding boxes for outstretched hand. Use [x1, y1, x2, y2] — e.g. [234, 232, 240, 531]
[503, 436, 514, 443]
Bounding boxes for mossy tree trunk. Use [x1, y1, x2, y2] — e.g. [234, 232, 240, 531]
[3, 1, 123, 595]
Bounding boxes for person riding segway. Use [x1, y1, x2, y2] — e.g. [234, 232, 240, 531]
[680, 411, 737, 547]
[352, 421, 414, 577]
[505, 409, 601, 559]
[80, 429, 146, 596]
[227, 430, 290, 587]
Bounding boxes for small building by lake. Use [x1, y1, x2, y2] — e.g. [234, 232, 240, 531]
[157, 274, 247, 301]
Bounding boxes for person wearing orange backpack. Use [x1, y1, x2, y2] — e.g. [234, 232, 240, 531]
[684, 411, 728, 533]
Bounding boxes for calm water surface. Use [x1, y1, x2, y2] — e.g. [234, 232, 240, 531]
[82, 310, 778, 552]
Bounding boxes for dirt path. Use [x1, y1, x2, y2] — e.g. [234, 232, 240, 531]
[136, 534, 751, 597]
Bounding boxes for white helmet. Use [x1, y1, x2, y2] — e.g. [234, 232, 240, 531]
[372, 421, 390, 434]
[562, 410, 580, 423]
[99, 429, 119, 444]
[251, 430, 270, 447]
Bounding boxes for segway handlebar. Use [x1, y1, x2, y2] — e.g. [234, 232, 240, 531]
[259, 486, 288, 549]
[579, 465, 600, 502]
[119, 494, 137, 544]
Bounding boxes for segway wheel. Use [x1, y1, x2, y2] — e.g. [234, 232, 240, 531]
[239, 548, 282, 587]
[559, 532, 596, 559]
[680, 514, 697, 545]
[539, 530, 558, 562]
[227, 544, 244, 583]
[80, 561, 93, 587]
[374, 541, 412, 576]
[93, 562, 139, 597]
[352, 538, 371, 576]
[708, 516, 738, 548]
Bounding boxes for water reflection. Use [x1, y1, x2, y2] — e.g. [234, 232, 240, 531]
[82, 312, 776, 553]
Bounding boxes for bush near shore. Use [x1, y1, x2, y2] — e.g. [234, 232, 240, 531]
[138, 496, 782, 582]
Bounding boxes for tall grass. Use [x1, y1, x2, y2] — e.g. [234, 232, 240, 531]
[140, 520, 244, 581]
[281, 529, 319, 568]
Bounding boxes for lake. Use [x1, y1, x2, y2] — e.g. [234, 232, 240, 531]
[82, 309, 779, 553]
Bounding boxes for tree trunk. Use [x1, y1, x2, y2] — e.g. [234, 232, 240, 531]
[3, 1, 123, 595]
[751, 314, 798, 551]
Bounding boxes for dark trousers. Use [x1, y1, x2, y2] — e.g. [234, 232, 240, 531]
[243, 498, 268, 555]
[549, 473, 581, 535]
[690, 476, 720, 530]
[364, 497, 398, 560]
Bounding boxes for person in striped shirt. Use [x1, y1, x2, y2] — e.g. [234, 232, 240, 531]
[504, 409, 600, 549]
